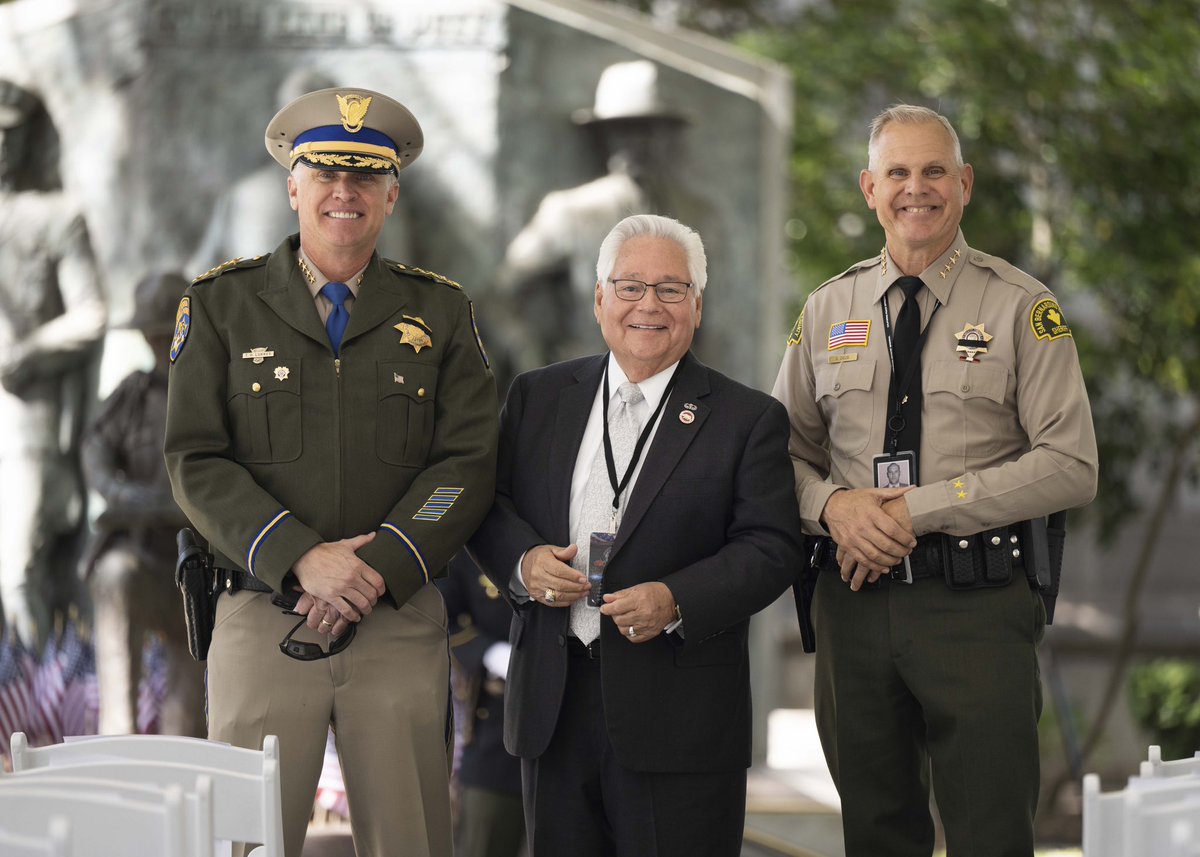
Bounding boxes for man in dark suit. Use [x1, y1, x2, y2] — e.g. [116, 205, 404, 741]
[469, 214, 803, 857]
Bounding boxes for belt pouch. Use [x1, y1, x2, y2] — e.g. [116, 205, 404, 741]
[982, 526, 1014, 584]
[944, 534, 981, 589]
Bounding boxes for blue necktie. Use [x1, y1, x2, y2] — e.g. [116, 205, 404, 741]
[321, 282, 352, 355]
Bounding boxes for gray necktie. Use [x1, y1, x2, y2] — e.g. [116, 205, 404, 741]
[570, 381, 645, 644]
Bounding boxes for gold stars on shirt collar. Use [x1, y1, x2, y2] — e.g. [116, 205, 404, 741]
[879, 247, 962, 280]
[297, 256, 364, 288]
[938, 249, 962, 279]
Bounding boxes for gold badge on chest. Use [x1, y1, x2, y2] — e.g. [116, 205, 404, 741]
[395, 315, 432, 353]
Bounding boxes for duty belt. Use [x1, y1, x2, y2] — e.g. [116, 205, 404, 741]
[216, 567, 274, 595]
[814, 526, 1028, 589]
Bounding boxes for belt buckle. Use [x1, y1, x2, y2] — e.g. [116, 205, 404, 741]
[889, 556, 914, 584]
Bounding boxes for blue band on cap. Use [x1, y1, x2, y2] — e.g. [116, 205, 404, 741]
[294, 124, 398, 152]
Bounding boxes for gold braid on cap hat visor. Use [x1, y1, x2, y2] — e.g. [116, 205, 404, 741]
[290, 139, 401, 173]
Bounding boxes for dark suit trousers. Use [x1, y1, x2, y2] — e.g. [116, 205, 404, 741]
[522, 653, 746, 857]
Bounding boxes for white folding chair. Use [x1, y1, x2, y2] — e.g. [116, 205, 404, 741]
[0, 817, 69, 857]
[1143, 745, 1200, 779]
[1084, 770, 1200, 857]
[0, 782, 186, 857]
[1125, 790, 1200, 857]
[5, 768, 215, 857]
[9, 732, 283, 857]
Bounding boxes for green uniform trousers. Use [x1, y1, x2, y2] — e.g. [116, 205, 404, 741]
[814, 571, 1045, 857]
[207, 583, 452, 857]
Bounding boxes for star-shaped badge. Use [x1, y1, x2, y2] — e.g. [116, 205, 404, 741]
[395, 322, 432, 354]
[273, 366, 290, 381]
[954, 323, 994, 362]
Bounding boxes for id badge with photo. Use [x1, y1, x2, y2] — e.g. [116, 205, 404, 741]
[873, 450, 917, 490]
[873, 451, 917, 583]
[587, 531, 616, 607]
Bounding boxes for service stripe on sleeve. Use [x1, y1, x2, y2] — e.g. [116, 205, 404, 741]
[380, 523, 430, 584]
[248, 509, 292, 576]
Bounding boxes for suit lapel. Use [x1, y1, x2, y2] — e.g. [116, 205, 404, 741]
[547, 356, 604, 542]
[613, 353, 710, 557]
[257, 237, 329, 348]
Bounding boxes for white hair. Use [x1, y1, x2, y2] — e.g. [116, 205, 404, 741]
[595, 214, 707, 295]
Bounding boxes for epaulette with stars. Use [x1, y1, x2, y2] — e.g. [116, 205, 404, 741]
[387, 260, 462, 290]
[192, 255, 268, 284]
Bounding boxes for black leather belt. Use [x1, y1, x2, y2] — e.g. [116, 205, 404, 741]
[216, 567, 274, 594]
[815, 534, 944, 584]
[567, 636, 601, 660]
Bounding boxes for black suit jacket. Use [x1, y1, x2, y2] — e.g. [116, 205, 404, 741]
[468, 352, 803, 773]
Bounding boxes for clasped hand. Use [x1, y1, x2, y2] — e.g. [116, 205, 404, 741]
[292, 532, 387, 637]
[822, 488, 916, 591]
[522, 544, 677, 641]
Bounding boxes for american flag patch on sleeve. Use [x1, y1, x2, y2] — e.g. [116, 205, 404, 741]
[828, 320, 870, 350]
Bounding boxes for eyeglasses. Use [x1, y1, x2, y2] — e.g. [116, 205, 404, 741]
[608, 279, 693, 303]
[278, 615, 357, 661]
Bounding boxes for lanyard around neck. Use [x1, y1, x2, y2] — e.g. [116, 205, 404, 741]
[600, 359, 683, 525]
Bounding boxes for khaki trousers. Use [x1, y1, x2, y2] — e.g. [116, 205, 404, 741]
[207, 583, 453, 857]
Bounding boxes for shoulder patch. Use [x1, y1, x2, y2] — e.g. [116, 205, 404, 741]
[389, 260, 462, 290]
[970, 252, 1044, 296]
[787, 308, 804, 347]
[192, 255, 267, 284]
[1029, 298, 1072, 341]
[169, 296, 191, 363]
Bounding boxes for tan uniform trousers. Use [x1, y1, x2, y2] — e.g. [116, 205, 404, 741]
[207, 582, 453, 857]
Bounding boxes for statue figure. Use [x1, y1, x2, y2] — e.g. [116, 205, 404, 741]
[80, 272, 205, 737]
[497, 60, 715, 371]
[0, 79, 106, 648]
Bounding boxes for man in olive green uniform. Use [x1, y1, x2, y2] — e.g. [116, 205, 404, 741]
[773, 105, 1098, 856]
[165, 87, 498, 857]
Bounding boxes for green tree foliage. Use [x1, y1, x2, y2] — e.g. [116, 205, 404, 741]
[621, 0, 1200, 539]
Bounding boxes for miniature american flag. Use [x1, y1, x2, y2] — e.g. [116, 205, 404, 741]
[828, 320, 870, 349]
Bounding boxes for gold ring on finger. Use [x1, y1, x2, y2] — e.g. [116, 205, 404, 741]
[544, 589, 557, 604]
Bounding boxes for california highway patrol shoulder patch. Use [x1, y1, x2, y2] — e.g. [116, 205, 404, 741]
[1029, 298, 1072, 341]
[170, 296, 191, 363]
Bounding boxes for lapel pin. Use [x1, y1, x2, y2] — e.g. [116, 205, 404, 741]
[679, 410, 695, 424]
[683, 402, 697, 411]
[394, 372, 405, 384]
[273, 366, 290, 381]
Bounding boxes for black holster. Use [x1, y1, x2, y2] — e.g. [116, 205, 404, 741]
[792, 536, 820, 654]
[175, 527, 218, 661]
[1021, 511, 1067, 623]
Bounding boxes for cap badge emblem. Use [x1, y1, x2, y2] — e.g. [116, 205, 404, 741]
[337, 93, 372, 133]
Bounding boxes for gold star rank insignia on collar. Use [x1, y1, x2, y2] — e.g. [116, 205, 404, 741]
[395, 317, 432, 353]
[954, 323, 993, 362]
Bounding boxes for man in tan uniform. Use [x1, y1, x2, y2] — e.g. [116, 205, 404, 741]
[773, 105, 1098, 856]
[165, 87, 498, 857]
